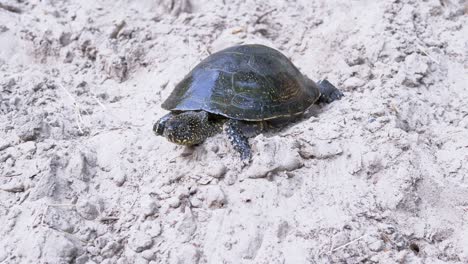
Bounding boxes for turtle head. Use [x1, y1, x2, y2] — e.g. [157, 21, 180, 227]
[154, 111, 211, 145]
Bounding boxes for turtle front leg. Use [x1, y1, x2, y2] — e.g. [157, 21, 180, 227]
[224, 119, 252, 161]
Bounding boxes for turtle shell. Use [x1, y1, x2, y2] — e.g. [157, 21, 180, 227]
[161, 44, 321, 121]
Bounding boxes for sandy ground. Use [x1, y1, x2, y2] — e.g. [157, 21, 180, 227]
[0, 0, 467, 263]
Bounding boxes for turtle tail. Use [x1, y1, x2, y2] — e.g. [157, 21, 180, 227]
[316, 79, 344, 104]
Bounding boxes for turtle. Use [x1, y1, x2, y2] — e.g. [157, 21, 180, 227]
[154, 44, 343, 160]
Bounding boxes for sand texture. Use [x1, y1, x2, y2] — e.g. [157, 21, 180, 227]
[0, 0, 467, 263]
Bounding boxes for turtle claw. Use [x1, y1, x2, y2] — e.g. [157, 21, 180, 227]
[240, 149, 252, 162]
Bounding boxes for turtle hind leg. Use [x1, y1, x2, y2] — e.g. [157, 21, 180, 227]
[224, 119, 252, 161]
[316, 79, 344, 104]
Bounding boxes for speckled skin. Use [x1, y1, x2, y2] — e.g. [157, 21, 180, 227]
[154, 44, 343, 160]
[154, 111, 223, 145]
[154, 111, 257, 160]
[224, 119, 251, 160]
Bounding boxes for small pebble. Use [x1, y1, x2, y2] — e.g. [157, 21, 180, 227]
[140, 196, 160, 217]
[0, 180, 25, 193]
[168, 197, 181, 208]
[224, 173, 237, 185]
[205, 185, 226, 209]
[367, 237, 384, 252]
[144, 221, 162, 238]
[208, 164, 226, 179]
[101, 241, 122, 258]
[176, 212, 197, 242]
[188, 184, 198, 195]
[197, 175, 213, 185]
[129, 232, 153, 253]
[210, 145, 219, 153]
[189, 197, 203, 208]
[113, 172, 126, 187]
[175, 186, 190, 199]
[343, 77, 365, 90]
[76, 200, 99, 220]
[141, 248, 157, 261]
[277, 221, 290, 241]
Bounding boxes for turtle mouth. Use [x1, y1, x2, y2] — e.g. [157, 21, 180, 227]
[167, 135, 176, 143]
[167, 135, 192, 145]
